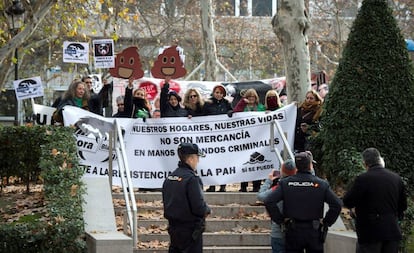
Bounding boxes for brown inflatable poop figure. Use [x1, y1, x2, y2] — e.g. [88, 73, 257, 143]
[151, 46, 187, 79]
[109, 46, 144, 80]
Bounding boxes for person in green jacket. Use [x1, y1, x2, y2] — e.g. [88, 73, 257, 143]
[234, 88, 265, 192]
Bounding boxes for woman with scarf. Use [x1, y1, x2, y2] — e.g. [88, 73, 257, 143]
[124, 78, 152, 119]
[294, 90, 323, 152]
[160, 77, 188, 118]
[53, 79, 90, 124]
[264, 89, 283, 112]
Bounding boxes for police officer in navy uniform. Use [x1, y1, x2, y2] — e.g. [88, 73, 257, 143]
[264, 151, 342, 253]
[162, 143, 211, 253]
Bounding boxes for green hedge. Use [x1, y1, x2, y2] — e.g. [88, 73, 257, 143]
[0, 125, 86, 253]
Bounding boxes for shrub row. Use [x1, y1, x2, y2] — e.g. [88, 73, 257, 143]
[0, 125, 86, 253]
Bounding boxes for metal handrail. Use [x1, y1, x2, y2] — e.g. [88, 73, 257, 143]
[270, 119, 295, 164]
[113, 119, 138, 248]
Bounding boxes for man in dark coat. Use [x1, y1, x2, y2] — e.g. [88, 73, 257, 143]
[83, 76, 110, 116]
[343, 147, 407, 253]
[162, 143, 211, 253]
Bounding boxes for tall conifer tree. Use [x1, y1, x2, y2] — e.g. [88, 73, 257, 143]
[320, 0, 414, 188]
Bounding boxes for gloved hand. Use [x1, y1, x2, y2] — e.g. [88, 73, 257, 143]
[319, 223, 329, 243]
[227, 110, 233, 118]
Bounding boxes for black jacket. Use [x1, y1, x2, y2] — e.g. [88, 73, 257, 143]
[160, 83, 188, 117]
[162, 162, 211, 226]
[112, 111, 129, 118]
[203, 97, 233, 116]
[53, 97, 89, 123]
[185, 103, 205, 117]
[264, 171, 342, 227]
[343, 165, 407, 243]
[88, 85, 110, 116]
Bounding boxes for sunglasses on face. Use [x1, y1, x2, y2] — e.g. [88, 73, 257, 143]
[189, 95, 198, 98]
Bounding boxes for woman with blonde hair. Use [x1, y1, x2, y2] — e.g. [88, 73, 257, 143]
[264, 90, 283, 111]
[294, 90, 323, 152]
[234, 88, 266, 113]
[234, 88, 265, 192]
[183, 88, 205, 118]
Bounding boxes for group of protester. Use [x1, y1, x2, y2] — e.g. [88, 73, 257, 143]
[52, 75, 287, 192]
[52, 76, 407, 253]
[51, 75, 330, 193]
[159, 82, 406, 253]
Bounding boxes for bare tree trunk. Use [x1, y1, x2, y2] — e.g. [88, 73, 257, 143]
[200, 0, 218, 81]
[0, 0, 57, 89]
[272, 0, 311, 102]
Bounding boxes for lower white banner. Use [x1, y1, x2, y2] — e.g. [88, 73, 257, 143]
[49, 104, 297, 188]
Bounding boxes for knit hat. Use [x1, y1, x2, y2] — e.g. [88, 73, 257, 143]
[212, 85, 227, 96]
[168, 90, 182, 102]
[281, 159, 297, 176]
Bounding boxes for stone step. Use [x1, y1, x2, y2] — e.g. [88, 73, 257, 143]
[113, 192, 262, 206]
[135, 246, 271, 253]
[136, 219, 271, 232]
[116, 204, 267, 218]
[113, 190, 350, 252]
[138, 232, 270, 246]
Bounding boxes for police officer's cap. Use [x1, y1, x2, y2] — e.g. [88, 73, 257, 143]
[178, 143, 206, 157]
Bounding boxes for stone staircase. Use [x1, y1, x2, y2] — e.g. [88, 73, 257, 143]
[112, 185, 273, 253]
[83, 181, 354, 253]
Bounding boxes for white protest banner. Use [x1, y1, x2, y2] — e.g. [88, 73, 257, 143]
[93, 39, 115, 68]
[63, 41, 89, 64]
[90, 74, 103, 93]
[13, 76, 44, 101]
[62, 104, 297, 188]
[32, 103, 56, 125]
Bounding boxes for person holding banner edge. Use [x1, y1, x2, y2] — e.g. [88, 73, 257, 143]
[53, 79, 90, 124]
